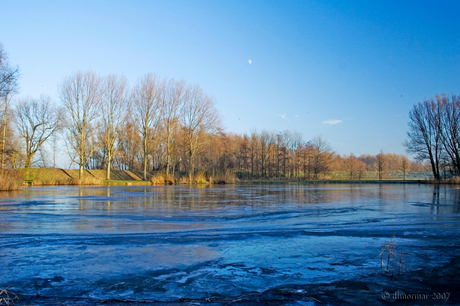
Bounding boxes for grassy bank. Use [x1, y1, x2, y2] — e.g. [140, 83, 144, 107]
[13, 168, 238, 188]
[2, 168, 457, 190]
[241, 179, 429, 184]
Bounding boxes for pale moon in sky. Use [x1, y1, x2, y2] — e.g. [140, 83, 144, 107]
[248, 59, 252, 64]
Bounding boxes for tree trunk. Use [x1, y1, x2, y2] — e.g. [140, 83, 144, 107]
[106, 156, 111, 180]
[143, 136, 148, 181]
[79, 164, 84, 180]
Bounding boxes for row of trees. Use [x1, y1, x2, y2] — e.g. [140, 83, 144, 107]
[1, 44, 426, 181]
[88, 129, 423, 180]
[405, 94, 460, 180]
[57, 71, 220, 180]
[0, 56, 222, 180]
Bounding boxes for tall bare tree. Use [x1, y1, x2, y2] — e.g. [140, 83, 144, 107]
[132, 74, 164, 180]
[100, 74, 130, 180]
[0, 44, 20, 173]
[181, 84, 220, 180]
[15, 96, 64, 168]
[59, 71, 102, 179]
[404, 98, 443, 180]
[438, 94, 460, 174]
[162, 79, 185, 178]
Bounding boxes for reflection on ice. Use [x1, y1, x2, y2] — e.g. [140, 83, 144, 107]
[0, 184, 459, 303]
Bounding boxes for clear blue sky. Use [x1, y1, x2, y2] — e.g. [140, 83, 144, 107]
[2, 0, 459, 157]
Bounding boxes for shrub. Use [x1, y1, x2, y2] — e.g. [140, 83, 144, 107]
[194, 172, 208, 184]
[0, 170, 23, 191]
[178, 176, 189, 184]
[165, 174, 175, 185]
[150, 173, 165, 185]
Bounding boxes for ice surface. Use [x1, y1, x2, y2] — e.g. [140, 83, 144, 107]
[0, 184, 459, 304]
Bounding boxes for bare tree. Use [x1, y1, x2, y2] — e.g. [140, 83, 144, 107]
[162, 79, 185, 178]
[132, 74, 164, 180]
[100, 75, 130, 180]
[181, 84, 220, 180]
[404, 98, 443, 180]
[290, 131, 303, 178]
[0, 44, 20, 173]
[116, 120, 142, 171]
[438, 94, 460, 175]
[15, 96, 64, 168]
[375, 150, 386, 180]
[310, 135, 333, 179]
[59, 71, 102, 179]
[400, 155, 411, 180]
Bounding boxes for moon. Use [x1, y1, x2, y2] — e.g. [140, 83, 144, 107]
[248, 59, 252, 64]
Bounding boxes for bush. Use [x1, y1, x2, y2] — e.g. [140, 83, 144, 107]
[165, 174, 175, 185]
[0, 170, 23, 191]
[209, 172, 238, 184]
[194, 172, 208, 184]
[150, 173, 165, 185]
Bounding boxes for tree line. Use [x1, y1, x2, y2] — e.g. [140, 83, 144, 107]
[1, 44, 426, 181]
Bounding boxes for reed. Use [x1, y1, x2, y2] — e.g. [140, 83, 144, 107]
[379, 235, 404, 276]
[0, 288, 19, 305]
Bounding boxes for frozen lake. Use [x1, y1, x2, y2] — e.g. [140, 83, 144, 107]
[0, 184, 459, 305]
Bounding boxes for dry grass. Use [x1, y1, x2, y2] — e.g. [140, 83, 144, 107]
[150, 173, 176, 185]
[18, 168, 72, 182]
[176, 171, 239, 185]
[68, 176, 103, 185]
[177, 172, 210, 184]
[194, 172, 208, 184]
[379, 235, 405, 276]
[0, 170, 23, 191]
[209, 172, 238, 185]
[425, 176, 460, 184]
[442, 176, 460, 184]
[150, 173, 165, 185]
[0, 288, 19, 305]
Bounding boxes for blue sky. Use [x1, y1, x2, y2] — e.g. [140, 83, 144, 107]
[2, 0, 459, 157]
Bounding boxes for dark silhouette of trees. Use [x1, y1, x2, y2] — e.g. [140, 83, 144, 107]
[404, 94, 460, 179]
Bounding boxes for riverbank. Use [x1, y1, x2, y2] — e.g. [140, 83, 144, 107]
[242, 179, 429, 184]
[0, 168, 455, 191]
